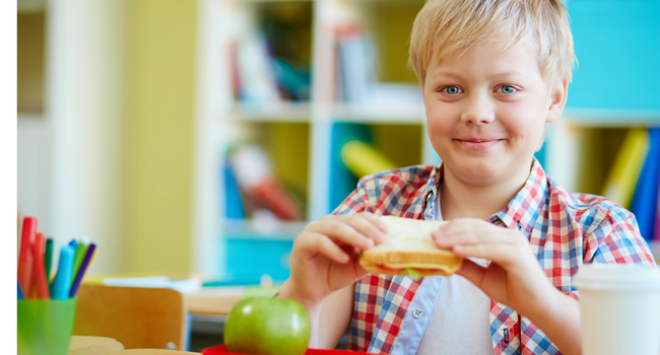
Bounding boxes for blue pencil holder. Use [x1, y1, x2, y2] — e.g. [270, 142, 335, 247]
[17, 298, 78, 355]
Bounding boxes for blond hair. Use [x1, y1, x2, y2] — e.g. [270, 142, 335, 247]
[409, 0, 576, 87]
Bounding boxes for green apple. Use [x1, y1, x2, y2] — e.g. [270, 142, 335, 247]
[224, 297, 311, 355]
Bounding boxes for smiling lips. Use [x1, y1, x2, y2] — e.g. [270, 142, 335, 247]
[455, 138, 504, 151]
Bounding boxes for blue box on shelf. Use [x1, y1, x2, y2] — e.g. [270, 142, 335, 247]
[219, 219, 304, 285]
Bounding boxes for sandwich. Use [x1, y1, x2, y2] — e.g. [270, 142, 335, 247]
[359, 215, 463, 278]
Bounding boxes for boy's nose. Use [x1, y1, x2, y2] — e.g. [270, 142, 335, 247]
[460, 95, 495, 125]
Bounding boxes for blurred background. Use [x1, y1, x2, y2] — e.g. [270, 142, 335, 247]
[17, 0, 660, 281]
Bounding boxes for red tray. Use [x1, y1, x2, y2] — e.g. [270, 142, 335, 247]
[201, 345, 369, 355]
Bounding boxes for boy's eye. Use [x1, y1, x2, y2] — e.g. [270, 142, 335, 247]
[498, 85, 517, 94]
[441, 86, 462, 95]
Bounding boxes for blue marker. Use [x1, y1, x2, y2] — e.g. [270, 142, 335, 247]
[68, 239, 78, 249]
[69, 244, 96, 298]
[50, 245, 75, 300]
[18, 282, 24, 299]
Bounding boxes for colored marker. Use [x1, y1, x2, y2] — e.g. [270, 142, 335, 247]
[69, 239, 78, 249]
[45, 238, 54, 282]
[31, 233, 50, 300]
[50, 245, 75, 300]
[18, 282, 24, 300]
[69, 244, 96, 298]
[71, 238, 89, 284]
[18, 217, 37, 298]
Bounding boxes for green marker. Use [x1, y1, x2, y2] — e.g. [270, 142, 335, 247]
[45, 239, 54, 282]
[71, 238, 89, 284]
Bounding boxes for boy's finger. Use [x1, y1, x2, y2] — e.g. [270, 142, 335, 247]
[434, 230, 477, 247]
[356, 212, 389, 233]
[300, 232, 350, 264]
[345, 214, 386, 243]
[433, 223, 510, 246]
[308, 220, 374, 250]
[452, 243, 517, 266]
[434, 218, 479, 234]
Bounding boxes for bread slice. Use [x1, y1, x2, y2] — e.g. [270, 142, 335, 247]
[359, 215, 462, 276]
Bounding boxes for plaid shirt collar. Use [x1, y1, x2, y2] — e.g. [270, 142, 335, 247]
[418, 157, 548, 230]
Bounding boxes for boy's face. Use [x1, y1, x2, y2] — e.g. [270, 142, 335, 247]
[422, 38, 566, 186]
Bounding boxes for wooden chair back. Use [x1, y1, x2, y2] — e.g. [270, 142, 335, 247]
[73, 284, 187, 350]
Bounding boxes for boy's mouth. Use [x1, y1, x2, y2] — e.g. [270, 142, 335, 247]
[454, 138, 504, 150]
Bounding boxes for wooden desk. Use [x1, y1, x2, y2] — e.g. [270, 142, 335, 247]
[184, 285, 279, 316]
[184, 287, 244, 316]
[69, 336, 125, 355]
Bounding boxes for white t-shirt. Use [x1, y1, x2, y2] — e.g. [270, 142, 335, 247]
[416, 193, 493, 354]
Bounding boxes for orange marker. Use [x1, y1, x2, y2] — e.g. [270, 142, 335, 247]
[18, 217, 37, 298]
[31, 232, 50, 300]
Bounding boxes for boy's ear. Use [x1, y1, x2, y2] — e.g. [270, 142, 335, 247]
[546, 79, 568, 123]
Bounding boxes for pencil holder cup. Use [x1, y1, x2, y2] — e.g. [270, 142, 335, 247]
[17, 298, 77, 355]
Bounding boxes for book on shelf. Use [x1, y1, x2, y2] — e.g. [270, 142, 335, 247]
[329, 122, 373, 213]
[601, 128, 649, 209]
[222, 158, 246, 220]
[229, 40, 242, 101]
[273, 58, 310, 101]
[234, 31, 282, 108]
[341, 140, 396, 178]
[332, 24, 423, 109]
[229, 30, 311, 109]
[655, 163, 660, 242]
[630, 128, 660, 242]
[225, 145, 303, 222]
[328, 122, 404, 213]
[335, 26, 376, 103]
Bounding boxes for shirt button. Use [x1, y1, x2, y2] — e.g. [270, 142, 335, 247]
[412, 309, 423, 318]
[517, 222, 523, 231]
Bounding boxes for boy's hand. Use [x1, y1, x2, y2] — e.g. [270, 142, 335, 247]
[432, 218, 555, 318]
[284, 212, 387, 308]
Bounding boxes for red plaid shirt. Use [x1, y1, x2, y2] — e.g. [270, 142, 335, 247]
[333, 158, 655, 355]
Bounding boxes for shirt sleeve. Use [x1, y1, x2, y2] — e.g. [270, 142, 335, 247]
[331, 177, 376, 216]
[585, 206, 656, 265]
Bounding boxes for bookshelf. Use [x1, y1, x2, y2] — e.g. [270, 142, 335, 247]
[192, 0, 660, 276]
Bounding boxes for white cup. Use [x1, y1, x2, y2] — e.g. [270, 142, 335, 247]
[573, 264, 660, 355]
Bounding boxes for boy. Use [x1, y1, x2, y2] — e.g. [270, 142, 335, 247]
[277, 0, 655, 354]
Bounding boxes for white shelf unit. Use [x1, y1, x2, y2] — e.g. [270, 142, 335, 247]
[192, 0, 660, 274]
[232, 102, 312, 122]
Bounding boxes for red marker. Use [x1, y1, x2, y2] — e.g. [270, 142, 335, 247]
[31, 232, 50, 300]
[18, 217, 37, 298]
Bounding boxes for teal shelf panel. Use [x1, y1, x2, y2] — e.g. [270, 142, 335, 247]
[224, 237, 293, 283]
[567, 0, 660, 111]
[220, 219, 306, 241]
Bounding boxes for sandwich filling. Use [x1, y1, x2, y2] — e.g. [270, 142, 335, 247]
[359, 216, 464, 277]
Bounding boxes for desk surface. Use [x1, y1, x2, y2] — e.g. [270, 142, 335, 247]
[184, 287, 244, 316]
[184, 285, 280, 316]
[68, 336, 199, 355]
[69, 336, 124, 355]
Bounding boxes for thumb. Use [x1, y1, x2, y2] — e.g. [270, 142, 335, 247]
[346, 246, 368, 279]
